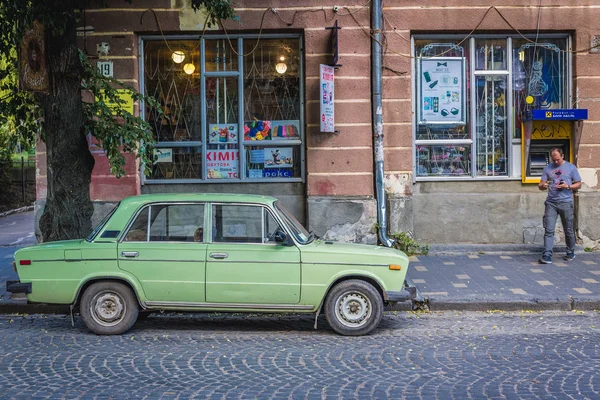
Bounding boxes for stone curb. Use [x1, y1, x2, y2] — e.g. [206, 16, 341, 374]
[0, 205, 34, 219]
[1, 298, 598, 316]
[425, 243, 587, 256]
[0, 300, 69, 315]
[387, 297, 600, 312]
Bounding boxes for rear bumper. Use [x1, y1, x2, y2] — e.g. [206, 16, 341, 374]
[385, 277, 425, 303]
[6, 280, 32, 294]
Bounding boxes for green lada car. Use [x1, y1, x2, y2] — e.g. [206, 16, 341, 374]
[8, 194, 420, 336]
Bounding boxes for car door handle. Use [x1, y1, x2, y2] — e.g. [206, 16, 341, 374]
[121, 251, 139, 258]
[209, 252, 228, 259]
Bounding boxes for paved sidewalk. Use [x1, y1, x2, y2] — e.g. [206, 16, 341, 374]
[400, 252, 600, 311]
[1, 243, 599, 314]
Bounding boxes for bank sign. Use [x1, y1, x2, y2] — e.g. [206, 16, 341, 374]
[531, 109, 588, 120]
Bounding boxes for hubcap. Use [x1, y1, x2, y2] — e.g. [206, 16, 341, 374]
[335, 291, 372, 328]
[91, 291, 126, 327]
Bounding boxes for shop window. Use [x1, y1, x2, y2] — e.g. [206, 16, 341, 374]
[142, 35, 303, 183]
[414, 36, 569, 180]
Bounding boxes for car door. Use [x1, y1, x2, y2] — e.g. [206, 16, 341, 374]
[117, 202, 207, 303]
[205, 203, 301, 304]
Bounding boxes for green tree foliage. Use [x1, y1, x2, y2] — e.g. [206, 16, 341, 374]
[0, 0, 235, 241]
[191, 0, 238, 27]
[79, 51, 162, 178]
[0, 48, 39, 157]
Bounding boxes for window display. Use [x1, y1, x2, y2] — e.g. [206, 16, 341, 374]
[414, 36, 568, 180]
[143, 35, 303, 182]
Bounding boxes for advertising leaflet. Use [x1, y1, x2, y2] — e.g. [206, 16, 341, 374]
[420, 58, 464, 123]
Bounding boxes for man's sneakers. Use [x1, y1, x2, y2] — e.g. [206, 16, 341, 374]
[539, 255, 553, 264]
[564, 252, 576, 261]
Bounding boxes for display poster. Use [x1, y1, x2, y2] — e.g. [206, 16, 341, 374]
[244, 120, 271, 141]
[319, 64, 335, 132]
[206, 149, 239, 179]
[420, 58, 464, 123]
[95, 89, 134, 115]
[153, 148, 172, 163]
[271, 120, 300, 140]
[264, 147, 293, 169]
[19, 21, 48, 92]
[248, 169, 263, 179]
[208, 124, 238, 144]
[249, 149, 264, 164]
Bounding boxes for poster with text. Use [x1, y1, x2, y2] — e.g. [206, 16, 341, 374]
[206, 149, 239, 179]
[319, 64, 335, 132]
[420, 57, 464, 123]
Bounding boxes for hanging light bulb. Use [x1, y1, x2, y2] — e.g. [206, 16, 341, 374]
[183, 63, 196, 75]
[275, 55, 287, 74]
[172, 50, 185, 64]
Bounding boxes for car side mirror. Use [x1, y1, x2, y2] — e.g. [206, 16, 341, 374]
[274, 230, 290, 245]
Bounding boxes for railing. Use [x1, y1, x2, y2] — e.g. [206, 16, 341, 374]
[11, 157, 35, 203]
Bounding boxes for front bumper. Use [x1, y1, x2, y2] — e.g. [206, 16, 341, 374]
[6, 280, 31, 294]
[385, 277, 426, 303]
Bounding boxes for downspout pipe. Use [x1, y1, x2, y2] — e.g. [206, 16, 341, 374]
[372, 0, 393, 247]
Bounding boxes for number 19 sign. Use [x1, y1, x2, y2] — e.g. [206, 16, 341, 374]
[320, 64, 335, 132]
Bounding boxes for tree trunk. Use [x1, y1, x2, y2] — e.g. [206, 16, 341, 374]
[38, 15, 95, 242]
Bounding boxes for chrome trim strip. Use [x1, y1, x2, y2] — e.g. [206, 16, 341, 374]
[118, 259, 205, 263]
[34, 258, 119, 263]
[143, 301, 314, 310]
[305, 262, 390, 268]
[206, 260, 298, 265]
[120, 259, 296, 264]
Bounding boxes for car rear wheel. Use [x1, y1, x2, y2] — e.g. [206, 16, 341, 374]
[80, 282, 139, 335]
[324, 279, 383, 336]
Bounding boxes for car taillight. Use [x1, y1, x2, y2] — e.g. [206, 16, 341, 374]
[19, 260, 31, 266]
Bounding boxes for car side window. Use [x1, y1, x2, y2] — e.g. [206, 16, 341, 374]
[149, 204, 205, 242]
[124, 206, 149, 242]
[264, 210, 284, 243]
[212, 204, 266, 244]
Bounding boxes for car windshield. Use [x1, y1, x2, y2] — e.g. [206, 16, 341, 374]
[86, 203, 120, 242]
[274, 201, 312, 244]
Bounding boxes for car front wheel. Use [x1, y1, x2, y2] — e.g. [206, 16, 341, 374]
[80, 282, 139, 335]
[324, 279, 383, 336]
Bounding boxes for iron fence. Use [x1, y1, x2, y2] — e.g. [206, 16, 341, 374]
[11, 157, 35, 203]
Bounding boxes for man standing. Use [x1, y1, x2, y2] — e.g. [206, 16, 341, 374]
[538, 148, 582, 264]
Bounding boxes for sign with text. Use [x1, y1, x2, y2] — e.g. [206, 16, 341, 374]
[319, 64, 335, 132]
[419, 57, 465, 124]
[97, 61, 113, 77]
[206, 149, 239, 179]
[96, 89, 134, 115]
[153, 148, 172, 163]
[19, 21, 48, 92]
[531, 109, 588, 121]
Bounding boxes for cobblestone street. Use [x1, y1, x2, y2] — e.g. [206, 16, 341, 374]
[0, 311, 598, 399]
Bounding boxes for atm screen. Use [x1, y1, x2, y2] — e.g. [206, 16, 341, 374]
[530, 153, 549, 166]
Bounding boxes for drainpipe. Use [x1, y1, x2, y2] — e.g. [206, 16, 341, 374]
[372, 0, 393, 248]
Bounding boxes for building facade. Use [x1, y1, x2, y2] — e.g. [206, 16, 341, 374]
[34, 1, 600, 247]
